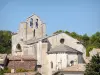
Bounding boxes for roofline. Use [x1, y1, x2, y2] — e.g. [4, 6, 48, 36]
[25, 32, 65, 45]
[47, 51, 83, 54]
[60, 70, 84, 72]
[9, 59, 37, 61]
[47, 44, 83, 54]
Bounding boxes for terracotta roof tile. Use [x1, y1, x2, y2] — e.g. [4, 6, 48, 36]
[61, 64, 85, 72]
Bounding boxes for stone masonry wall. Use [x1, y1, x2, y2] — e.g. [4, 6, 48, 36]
[5, 72, 36, 75]
[8, 60, 36, 70]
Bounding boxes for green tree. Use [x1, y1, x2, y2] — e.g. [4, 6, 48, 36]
[84, 54, 100, 75]
[90, 32, 100, 48]
[82, 34, 90, 47]
[69, 32, 83, 41]
[0, 69, 4, 75]
[0, 30, 11, 54]
[64, 30, 70, 35]
[53, 30, 64, 34]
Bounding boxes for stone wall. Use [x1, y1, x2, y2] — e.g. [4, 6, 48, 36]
[41, 43, 49, 75]
[5, 72, 36, 75]
[8, 60, 36, 70]
[48, 33, 85, 53]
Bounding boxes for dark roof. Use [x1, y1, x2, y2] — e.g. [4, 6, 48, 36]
[47, 44, 82, 54]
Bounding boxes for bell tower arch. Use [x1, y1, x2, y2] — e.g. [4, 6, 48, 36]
[26, 14, 46, 40]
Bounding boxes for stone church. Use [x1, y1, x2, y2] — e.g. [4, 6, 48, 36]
[11, 14, 86, 75]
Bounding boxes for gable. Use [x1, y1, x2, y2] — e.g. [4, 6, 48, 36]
[47, 33, 85, 53]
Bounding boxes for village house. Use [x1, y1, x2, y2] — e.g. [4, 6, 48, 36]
[53, 64, 85, 75]
[0, 54, 7, 69]
[89, 48, 100, 57]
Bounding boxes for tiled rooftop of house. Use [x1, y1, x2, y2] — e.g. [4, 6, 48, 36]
[60, 64, 85, 72]
[92, 48, 100, 53]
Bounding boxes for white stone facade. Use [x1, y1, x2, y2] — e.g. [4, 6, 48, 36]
[12, 14, 86, 75]
[89, 48, 100, 58]
[12, 14, 46, 57]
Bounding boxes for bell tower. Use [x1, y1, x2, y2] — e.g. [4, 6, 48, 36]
[26, 14, 46, 40]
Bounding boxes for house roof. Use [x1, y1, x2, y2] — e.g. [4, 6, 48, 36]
[24, 37, 43, 45]
[0, 54, 7, 64]
[90, 48, 100, 53]
[60, 64, 85, 72]
[8, 55, 36, 61]
[47, 44, 82, 54]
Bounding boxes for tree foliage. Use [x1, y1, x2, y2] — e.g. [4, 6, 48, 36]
[84, 54, 100, 75]
[53, 30, 64, 34]
[0, 30, 12, 54]
[0, 69, 4, 75]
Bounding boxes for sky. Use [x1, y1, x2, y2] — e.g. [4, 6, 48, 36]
[0, 0, 100, 36]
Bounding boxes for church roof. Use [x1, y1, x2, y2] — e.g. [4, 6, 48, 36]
[24, 32, 66, 45]
[47, 44, 82, 54]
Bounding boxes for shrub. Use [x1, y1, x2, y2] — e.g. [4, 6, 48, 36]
[84, 54, 100, 75]
[0, 69, 4, 75]
[3, 67, 11, 73]
[28, 69, 34, 72]
[35, 72, 42, 75]
[86, 46, 96, 56]
[16, 68, 28, 73]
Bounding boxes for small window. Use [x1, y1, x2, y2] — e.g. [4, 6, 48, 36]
[33, 29, 35, 37]
[60, 38, 65, 44]
[16, 44, 22, 52]
[30, 18, 33, 27]
[42, 39, 48, 43]
[70, 60, 74, 66]
[36, 19, 38, 28]
[51, 61, 53, 68]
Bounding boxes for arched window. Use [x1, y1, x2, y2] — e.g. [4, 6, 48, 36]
[70, 60, 74, 66]
[34, 29, 35, 37]
[51, 61, 53, 68]
[36, 19, 38, 28]
[30, 18, 33, 27]
[60, 38, 65, 44]
[16, 44, 22, 52]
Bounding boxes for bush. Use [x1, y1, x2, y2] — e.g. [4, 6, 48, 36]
[86, 46, 96, 56]
[16, 68, 34, 72]
[84, 54, 100, 75]
[0, 69, 4, 75]
[3, 67, 11, 73]
[28, 69, 34, 72]
[16, 68, 28, 73]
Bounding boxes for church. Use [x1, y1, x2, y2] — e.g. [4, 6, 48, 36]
[11, 14, 86, 75]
